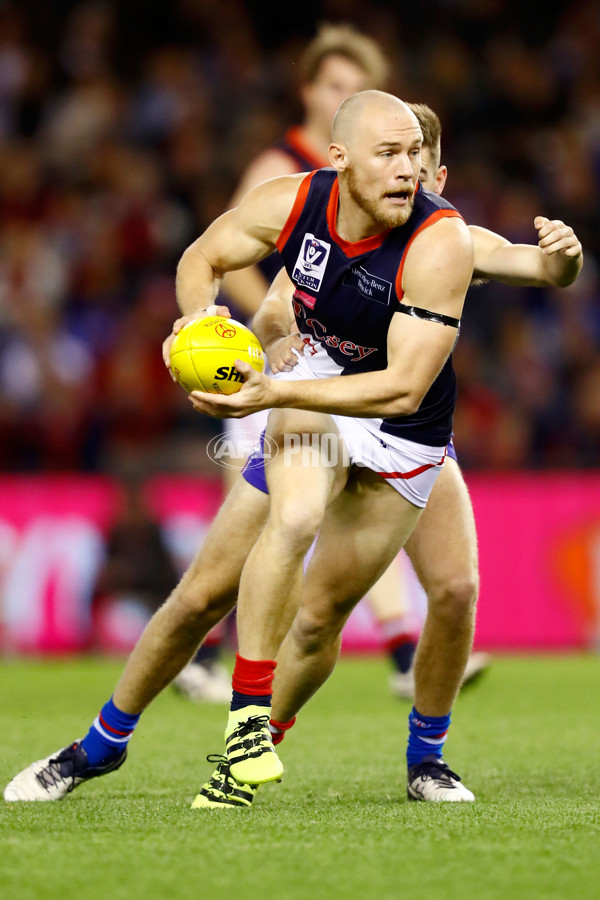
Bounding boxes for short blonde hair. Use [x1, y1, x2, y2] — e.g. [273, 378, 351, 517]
[299, 23, 389, 90]
[408, 102, 442, 170]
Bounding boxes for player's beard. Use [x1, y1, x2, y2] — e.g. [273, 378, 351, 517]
[346, 166, 415, 229]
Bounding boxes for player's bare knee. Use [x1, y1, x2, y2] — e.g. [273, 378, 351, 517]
[291, 609, 340, 656]
[428, 573, 479, 624]
[167, 577, 235, 629]
[269, 499, 325, 555]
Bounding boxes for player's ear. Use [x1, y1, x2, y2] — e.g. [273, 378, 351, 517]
[434, 165, 448, 195]
[329, 142, 348, 172]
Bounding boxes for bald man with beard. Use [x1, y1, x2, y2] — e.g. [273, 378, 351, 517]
[179, 90, 475, 798]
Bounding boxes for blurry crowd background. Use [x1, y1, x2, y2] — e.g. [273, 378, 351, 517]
[0, 0, 599, 475]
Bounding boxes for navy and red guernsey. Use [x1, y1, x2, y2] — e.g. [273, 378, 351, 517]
[276, 167, 464, 447]
[257, 128, 328, 284]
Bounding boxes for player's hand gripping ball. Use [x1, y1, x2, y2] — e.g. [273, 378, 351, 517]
[170, 316, 265, 395]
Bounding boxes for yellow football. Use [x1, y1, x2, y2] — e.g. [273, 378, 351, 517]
[169, 316, 265, 394]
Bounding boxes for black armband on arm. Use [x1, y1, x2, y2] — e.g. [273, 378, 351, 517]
[397, 303, 461, 329]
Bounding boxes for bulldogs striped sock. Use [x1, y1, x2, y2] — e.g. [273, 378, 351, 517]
[407, 706, 451, 767]
[80, 697, 140, 766]
[230, 654, 276, 711]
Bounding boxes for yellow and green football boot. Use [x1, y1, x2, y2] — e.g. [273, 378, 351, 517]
[225, 707, 283, 785]
[191, 755, 257, 809]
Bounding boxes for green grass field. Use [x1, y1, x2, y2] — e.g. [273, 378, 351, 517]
[1, 655, 599, 900]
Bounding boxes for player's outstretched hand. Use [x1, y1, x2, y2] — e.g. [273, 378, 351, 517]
[267, 334, 305, 373]
[188, 360, 275, 418]
[535, 217, 582, 259]
[162, 304, 231, 379]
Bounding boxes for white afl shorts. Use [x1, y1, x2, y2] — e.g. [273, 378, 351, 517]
[272, 355, 446, 509]
[220, 407, 270, 450]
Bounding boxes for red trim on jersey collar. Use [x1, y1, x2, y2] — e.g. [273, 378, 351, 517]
[326, 179, 391, 257]
[284, 127, 329, 170]
[276, 170, 317, 253]
[394, 208, 464, 300]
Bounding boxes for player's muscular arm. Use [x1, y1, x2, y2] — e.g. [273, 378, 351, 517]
[471, 218, 583, 288]
[189, 218, 473, 419]
[252, 269, 304, 373]
[175, 174, 305, 318]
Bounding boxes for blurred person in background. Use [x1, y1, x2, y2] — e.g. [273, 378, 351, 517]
[0, 297, 95, 471]
[92, 473, 230, 700]
[92, 476, 179, 654]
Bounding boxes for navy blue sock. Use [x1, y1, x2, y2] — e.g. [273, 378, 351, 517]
[230, 690, 271, 711]
[407, 706, 451, 768]
[389, 639, 417, 674]
[80, 697, 140, 766]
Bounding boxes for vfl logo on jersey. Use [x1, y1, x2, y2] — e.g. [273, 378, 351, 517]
[292, 233, 331, 293]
